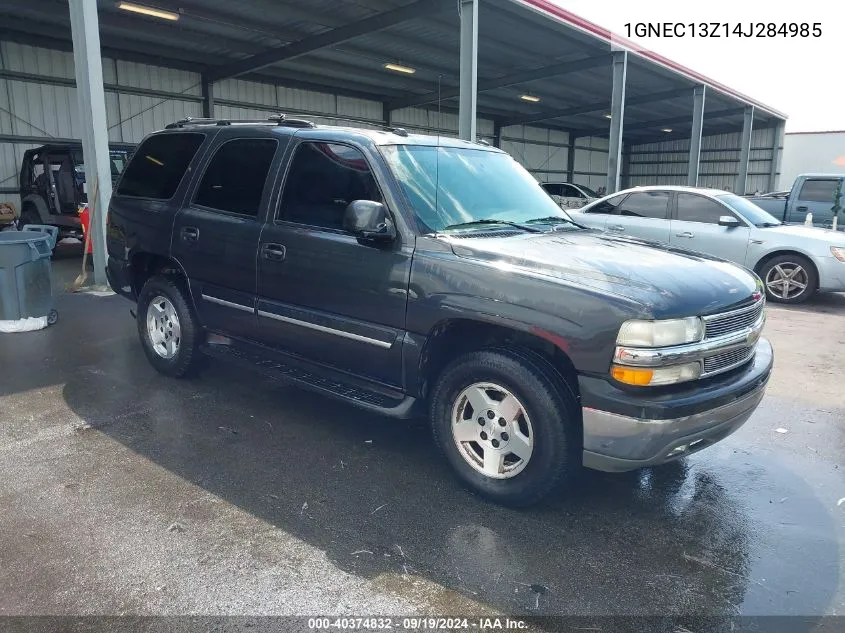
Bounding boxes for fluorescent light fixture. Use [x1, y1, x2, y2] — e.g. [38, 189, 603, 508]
[520, 94, 540, 103]
[384, 63, 416, 75]
[662, 128, 673, 133]
[118, 2, 180, 20]
[604, 113, 612, 119]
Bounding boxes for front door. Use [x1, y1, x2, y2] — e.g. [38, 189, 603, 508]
[607, 190, 672, 244]
[789, 178, 840, 228]
[670, 192, 750, 264]
[172, 135, 282, 339]
[256, 140, 411, 386]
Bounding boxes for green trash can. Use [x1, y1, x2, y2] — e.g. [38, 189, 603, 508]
[0, 229, 57, 332]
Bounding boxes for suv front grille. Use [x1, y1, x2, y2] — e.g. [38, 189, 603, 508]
[703, 346, 754, 375]
[703, 299, 764, 340]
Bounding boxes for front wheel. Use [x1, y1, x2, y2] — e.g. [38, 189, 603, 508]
[759, 254, 817, 304]
[430, 349, 579, 507]
[137, 276, 202, 378]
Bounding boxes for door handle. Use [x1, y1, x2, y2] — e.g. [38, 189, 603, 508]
[608, 224, 625, 232]
[675, 231, 694, 238]
[261, 243, 286, 262]
[796, 205, 808, 211]
[180, 226, 199, 242]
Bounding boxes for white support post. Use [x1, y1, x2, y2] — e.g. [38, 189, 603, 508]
[687, 85, 706, 186]
[606, 51, 627, 194]
[458, 0, 478, 141]
[69, 0, 112, 287]
[735, 105, 754, 195]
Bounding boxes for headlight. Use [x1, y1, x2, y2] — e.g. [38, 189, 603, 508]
[831, 246, 845, 262]
[616, 317, 704, 347]
[611, 362, 702, 386]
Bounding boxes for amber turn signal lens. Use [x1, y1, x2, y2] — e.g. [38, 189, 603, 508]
[611, 365, 654, 386]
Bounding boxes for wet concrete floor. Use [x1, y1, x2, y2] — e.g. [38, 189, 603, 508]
[1, 256, 843, 628]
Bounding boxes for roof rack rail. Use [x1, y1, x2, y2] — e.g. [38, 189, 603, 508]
[165, 114, 315, 129]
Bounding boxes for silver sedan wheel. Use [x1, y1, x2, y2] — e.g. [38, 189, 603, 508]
[765, 262, 809, 300]
[451, 382, 534, 480]
[146, 295, 181, 359]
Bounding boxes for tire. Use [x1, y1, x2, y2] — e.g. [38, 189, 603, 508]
[759, 254, 817, 304]
[136, 275, 202, 378]
[430, 348, 579, 507]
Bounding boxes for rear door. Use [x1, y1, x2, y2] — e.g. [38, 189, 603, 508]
[573, 193, 626, 230]
[172, 134, 285, 340]
[670, 192, 750, 264]
[606, 190, 672, 244]
[790, 178, 839, 227]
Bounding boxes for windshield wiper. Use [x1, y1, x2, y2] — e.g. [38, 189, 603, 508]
[441, 219, 542, 233]
[756, 222, 781, 228]
[525, 216, 576, 225]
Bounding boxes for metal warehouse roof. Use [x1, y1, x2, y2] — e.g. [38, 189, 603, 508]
[0, 0, 786, 144]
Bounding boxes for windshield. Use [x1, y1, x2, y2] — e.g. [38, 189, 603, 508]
[380, 145, 573, 233]
[73, 151, 129, 177]
[717, 194, 782, 227]
[577, 184, 599, 198]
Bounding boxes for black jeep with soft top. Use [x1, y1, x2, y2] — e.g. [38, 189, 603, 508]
[106, 116, 773, 506]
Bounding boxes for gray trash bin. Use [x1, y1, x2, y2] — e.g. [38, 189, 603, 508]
[0, 230, 57, 330]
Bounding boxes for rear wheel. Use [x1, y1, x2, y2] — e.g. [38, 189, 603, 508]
[137, 275, 202, 377]
[430, 349, 579, 507]
[759, 254, 816, 304]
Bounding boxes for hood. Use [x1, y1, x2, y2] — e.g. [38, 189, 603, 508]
[761, 224, 845, 242]
[446, 229, 760, 318]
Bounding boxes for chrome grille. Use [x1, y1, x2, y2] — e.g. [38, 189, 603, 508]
[703, 346, 754, 375]
[703, 300, 764, 340]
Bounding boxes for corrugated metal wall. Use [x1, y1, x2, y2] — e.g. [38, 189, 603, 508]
[3, 38, 778, 213]
[500, 126, 608, 190]
[628, 127, 776, 194]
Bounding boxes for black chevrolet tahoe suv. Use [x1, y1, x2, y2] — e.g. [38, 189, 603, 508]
[106, 116, 773, 507]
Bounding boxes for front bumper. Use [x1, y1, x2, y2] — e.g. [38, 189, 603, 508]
[816, 256, 845, 292]
[580, 338, 773, 472]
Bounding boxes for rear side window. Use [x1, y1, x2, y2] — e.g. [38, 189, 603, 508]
[194, 139, 277, 217]
[585, 193, 626, 214]
[278, 142, 381, 230]
[543, 184, 563, 196]
[617, 191, 670, 219]
[117, 133, 203, 199]
[797, 179, 838, 203]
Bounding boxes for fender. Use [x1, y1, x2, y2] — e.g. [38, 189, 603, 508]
[20, 194, 50, 223]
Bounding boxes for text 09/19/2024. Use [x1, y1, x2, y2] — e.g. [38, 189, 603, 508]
[624, 22, 822, 38]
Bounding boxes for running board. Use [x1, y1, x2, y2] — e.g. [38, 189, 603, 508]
[199, 341, 420, 419]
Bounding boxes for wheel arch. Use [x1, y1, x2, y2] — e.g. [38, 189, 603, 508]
[417, 317, 580, 409]
[130, 252, 198, 312]
[752, 249, 820, 290]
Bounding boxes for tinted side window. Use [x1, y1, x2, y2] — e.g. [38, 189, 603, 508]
[586, 193, 626, 214]
[194, 139, 277, 217]
[797, 179, 838, 203]
[279, 142, 381, 230]
[543, 184, 563, 196]
[117, 133, 204, 199]
[617, 191, 669, 219]
[676, 193, 734, 224]
[563, 185, 583, 198]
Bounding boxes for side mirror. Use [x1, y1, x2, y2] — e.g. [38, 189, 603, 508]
[343, 200, 396, 243]
[718, 215, 741, 228]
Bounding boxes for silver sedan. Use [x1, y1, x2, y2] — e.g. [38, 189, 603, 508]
[570, 185, 845, 304]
